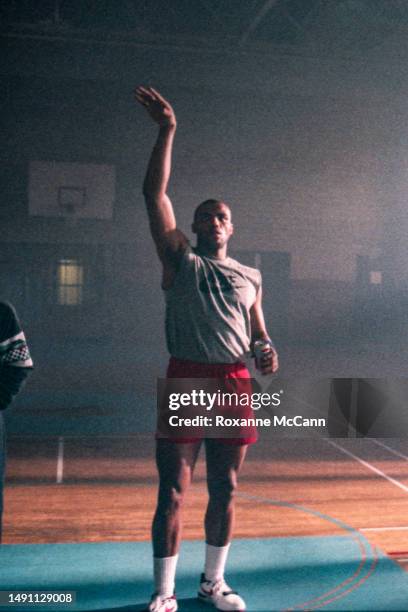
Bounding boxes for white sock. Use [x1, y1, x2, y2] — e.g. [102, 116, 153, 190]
[204, 543, 231, 582]
[154, 554, 179, 598]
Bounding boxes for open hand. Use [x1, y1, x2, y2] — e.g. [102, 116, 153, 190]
[135, 86, 176, 128]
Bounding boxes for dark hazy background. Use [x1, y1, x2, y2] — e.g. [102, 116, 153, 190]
[2, 1, 408, 434]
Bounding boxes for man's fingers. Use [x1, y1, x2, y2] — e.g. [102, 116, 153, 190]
[135, 86, 172, 113]
[148, 86, 167, 103]
[148, 87, 173, 112]
[136, 85, 152, 96]
[260, 350, 275, 363]
[135, 87, 164, 113]
[135, 92, 149, 106]
[135, 86, 156, 103]
[260, 350, 279, 374]
[136, 85, 167, 103]
[134, 86, 176, 128]
[135, 87, 150, 101]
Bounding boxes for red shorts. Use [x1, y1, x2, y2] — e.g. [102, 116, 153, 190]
[157, 356, 258, 445]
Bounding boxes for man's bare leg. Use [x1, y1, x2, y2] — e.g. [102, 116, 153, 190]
[197, 440, 248, 610]
[153, 438, 202, 557]
[149, 439, 201, 609]
[204, 439, 247, 547]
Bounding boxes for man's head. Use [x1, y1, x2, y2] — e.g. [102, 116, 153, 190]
[192, 199, 234, 253]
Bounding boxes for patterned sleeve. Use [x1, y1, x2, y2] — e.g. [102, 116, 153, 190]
[0, 302, 33, 368]
[0, 302, 33, 411]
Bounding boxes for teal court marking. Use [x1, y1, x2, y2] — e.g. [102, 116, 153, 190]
[1, 498, 408, 611]
[233, 492, 377, 610]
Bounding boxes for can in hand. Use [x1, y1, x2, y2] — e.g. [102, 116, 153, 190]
[253, 339, 272, 371]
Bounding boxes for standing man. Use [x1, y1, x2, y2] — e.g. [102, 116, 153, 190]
[0, 302, 33, 541]
[135, 86, 278, 612]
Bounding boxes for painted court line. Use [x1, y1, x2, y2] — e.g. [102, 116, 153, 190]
[389, 551, 408, 555]
[232, 491, 377, 611]
[371, 438, 408, 461]
[325, 439, 408, 494]
[361, 526, 408, 532]
[56, 436, 64, 484]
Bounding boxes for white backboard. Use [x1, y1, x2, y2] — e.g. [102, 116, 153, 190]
[29, 161, 115, 219]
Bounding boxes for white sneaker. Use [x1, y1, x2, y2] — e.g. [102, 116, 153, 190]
[198, 574, 246, 611]
[146, 593, 178, 612]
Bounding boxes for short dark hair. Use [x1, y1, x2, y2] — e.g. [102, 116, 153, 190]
[193, 199, 231, 222]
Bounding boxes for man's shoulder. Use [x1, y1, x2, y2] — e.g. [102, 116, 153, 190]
[188, 250, 261, 286]
[225, 257, 261, 281]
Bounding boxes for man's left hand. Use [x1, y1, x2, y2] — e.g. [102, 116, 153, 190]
[258, 347, 279, 375]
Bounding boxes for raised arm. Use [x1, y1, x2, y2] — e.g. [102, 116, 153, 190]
[135, 86, 188, 265]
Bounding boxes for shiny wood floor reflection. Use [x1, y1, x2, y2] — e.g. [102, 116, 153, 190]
[4, 435, 408, 570]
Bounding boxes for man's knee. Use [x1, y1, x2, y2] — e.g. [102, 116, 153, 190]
[207, 472, 237, 504]
[158, 478, 189, 513]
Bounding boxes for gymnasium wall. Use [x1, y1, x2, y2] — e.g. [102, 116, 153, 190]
[0, 34, 408, 417]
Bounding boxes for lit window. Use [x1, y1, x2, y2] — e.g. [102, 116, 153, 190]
[57, 259, 83, 305]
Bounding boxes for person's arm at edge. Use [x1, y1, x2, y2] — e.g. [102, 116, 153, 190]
[0, 365, 32, 411]
[0, 302, 33, 411]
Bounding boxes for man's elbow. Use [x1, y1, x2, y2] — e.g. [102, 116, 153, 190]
[143, 187, 164, 206]
[142, 176, 163, 198]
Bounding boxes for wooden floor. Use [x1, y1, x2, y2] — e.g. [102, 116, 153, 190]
[3, 435, 408, 570]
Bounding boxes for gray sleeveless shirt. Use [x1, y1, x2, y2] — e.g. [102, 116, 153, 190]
[164, 246, 261, 364]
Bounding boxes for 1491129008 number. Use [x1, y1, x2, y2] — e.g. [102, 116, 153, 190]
[0, 591, 76, 605]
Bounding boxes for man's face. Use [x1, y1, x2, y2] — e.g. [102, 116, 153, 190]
[192, 202, 234, 248]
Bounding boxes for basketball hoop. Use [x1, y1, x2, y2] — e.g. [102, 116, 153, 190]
[28, 161, 115, 221]
[58, 186, 86, 226]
